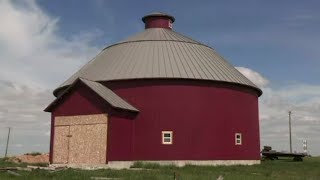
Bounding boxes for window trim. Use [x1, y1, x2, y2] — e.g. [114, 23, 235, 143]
[168, 20, 173, 29]
[235, 133, 242, 145]
[162, 131, 173, 145]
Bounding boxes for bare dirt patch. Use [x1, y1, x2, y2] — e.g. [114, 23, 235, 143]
[9, 153, 49, 164]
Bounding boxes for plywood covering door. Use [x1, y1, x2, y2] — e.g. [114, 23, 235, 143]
[53, 114, 108, 164]
[53, 126, 69, 164]
[68, 124, 107, 164]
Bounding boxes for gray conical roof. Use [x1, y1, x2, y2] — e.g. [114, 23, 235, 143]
[54, 26, 261, 96]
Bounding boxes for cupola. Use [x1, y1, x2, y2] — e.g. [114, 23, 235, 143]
[142, 12, 175, 29]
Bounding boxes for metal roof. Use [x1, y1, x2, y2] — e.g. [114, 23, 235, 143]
[80, 78, 139, 112]
[54, 22, 262, 96]
[46, 78, 139, 112]
[116, 28, 201, 45]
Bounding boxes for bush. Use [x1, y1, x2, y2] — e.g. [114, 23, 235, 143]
[131, 161, 144, 168]
[131, 161, 161, 169]
[131, 161, 176, 169]
[1, 157, 9, 161]
[30, 162, 49, 167]
[24, 152, 42, 156]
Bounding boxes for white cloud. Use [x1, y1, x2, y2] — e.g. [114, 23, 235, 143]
[11, 144, 23, 148]
[0, 0, 101, 88]
[239, 67, 320, 155]
[236, 67, 269, 88]
[0, 0, 102, 156]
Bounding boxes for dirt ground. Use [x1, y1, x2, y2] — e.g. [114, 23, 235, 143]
[9, 153, 49, 164]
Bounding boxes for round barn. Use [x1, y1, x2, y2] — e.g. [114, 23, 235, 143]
[45, 12, 262, 167]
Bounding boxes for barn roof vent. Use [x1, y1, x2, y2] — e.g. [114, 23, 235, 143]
[142, 12, 175, 30]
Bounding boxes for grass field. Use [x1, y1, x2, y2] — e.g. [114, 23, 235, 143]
[0, 157, 319, 180]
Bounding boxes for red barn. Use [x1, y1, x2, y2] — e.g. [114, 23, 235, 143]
[45, 12, 262, 167]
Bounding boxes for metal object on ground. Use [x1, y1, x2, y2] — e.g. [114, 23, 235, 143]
[261, 146, 306, 161]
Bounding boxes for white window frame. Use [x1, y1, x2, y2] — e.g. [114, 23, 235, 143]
[168, 20, 173, 29]
[162, 131, 173, 145]
[235, 133, 242, 145]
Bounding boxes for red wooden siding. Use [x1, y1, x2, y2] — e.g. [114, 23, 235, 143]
[107, 116, 133, 161]
[106, 80, 260, 160]
[51, 79, 260, 163]
[52, 83, 111, 117]
[49, 113, 54, 163]
[144, 17, 172, 29]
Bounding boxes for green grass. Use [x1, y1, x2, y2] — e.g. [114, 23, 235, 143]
[0, 157, 319, 179]
[0, 158, 27, 168]
[0, 158, 49, 168]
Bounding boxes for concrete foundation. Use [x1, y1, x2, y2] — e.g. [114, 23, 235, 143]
[51, 160, 260, 170]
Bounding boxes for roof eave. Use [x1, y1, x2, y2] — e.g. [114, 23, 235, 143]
[53, 78, 262, 100]
[45, 78, 139, 113]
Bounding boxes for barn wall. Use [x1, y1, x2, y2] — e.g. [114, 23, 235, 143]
[50, 79, 260, 163]
[105, 80, 260, 161]
[52, 83, 111, 117]
[50, 84, 111, 164]
[107, 116, 133, 161]
[49, 113, 55, 163]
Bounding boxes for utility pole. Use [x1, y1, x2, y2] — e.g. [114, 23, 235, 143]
[289, 111, 292, 153]
[5, 127, 11, 157]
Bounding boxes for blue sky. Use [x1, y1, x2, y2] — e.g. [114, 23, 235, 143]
[37, 0, 320, 85]
[0, 0, 319, 156]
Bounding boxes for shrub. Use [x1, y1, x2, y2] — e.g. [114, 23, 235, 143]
[25, 152, 42, 156]
[131, 161, 175, 169]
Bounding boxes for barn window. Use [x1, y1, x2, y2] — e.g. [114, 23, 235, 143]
[162, 131, 173, 144]
[235, 133, 242, 145]
[168, 20, 173, 29]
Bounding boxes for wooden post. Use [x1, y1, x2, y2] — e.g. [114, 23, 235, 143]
[5, 127, 11, 157]
[289, 111, 292, 153]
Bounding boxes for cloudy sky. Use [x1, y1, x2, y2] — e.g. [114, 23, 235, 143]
[0, 0, 319, 156]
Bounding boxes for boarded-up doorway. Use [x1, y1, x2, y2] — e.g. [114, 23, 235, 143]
[53, 114, 108, 164]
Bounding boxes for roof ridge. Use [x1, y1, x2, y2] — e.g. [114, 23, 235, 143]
[102, 28, 212, 51]
[103, 39, 211, 51]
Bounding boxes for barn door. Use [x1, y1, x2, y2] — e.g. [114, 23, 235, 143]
[68, 124, 108, 164]
[53, 114, 108, 164]
[52, 126, 70, 164]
